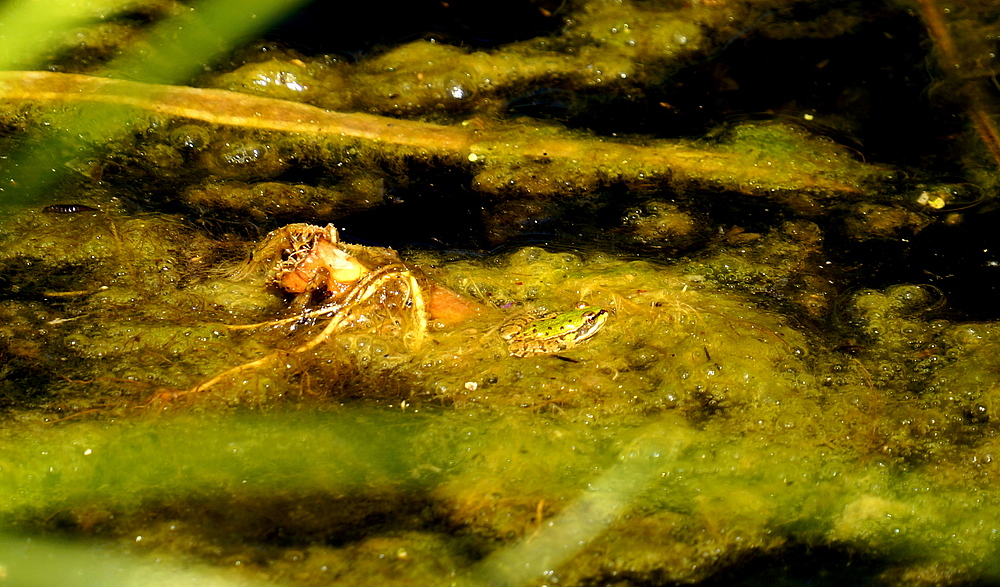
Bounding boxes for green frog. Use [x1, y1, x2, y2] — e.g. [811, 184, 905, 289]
[499, 302, 610, 357]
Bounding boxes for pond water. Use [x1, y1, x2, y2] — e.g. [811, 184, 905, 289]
[1, 1, 1000, 585]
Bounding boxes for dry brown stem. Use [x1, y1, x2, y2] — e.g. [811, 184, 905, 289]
[915, 0, 1000, 168]
[173, 262, 426, 400]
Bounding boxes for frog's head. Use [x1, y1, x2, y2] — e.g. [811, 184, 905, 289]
[570, 305, 610, 341]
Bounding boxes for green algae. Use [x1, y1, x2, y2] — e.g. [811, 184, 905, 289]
[180, 179, 386, 221]
[621, 200, 706, 248]
[209, 0, 707, 117]
[0, 234, 997, 585]
[3, 204, 1000, 584]
[0, 412, 423, 515]
[0, 405, 999, 585]
[0, 0, 901, 212]
[0, 534, 277, 587]
[0, 72, 884, 212]
[2, 0, 1000, 584]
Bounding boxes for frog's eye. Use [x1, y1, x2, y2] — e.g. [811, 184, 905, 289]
[587, 309, 610, 322]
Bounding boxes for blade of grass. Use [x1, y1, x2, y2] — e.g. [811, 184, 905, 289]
[0, 0, 101, 70]
[107, 0, 311, 85]
[0, 0, 310, 207]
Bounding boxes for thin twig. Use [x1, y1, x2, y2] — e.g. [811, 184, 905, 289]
[915, 0, 1000, 169]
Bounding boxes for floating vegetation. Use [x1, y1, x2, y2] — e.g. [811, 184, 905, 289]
[3, 0, 1000, 586]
